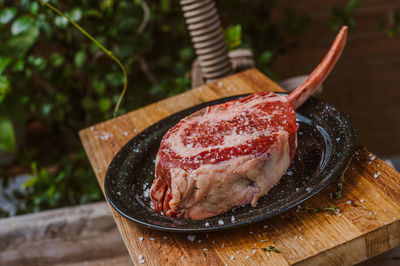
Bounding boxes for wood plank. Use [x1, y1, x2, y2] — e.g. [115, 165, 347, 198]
[79, 68, 400, 265]
[0, 202, 128, 266]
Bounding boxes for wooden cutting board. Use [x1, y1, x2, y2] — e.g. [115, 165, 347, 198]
[79, 68, 400, 265]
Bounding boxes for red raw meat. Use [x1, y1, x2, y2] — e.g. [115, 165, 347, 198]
[150, 26, 348, 219]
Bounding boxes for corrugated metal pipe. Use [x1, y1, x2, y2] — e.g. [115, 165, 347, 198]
[180, 0, 234, 83]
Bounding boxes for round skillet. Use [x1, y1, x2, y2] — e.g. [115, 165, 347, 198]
[105, 93, 355, 232]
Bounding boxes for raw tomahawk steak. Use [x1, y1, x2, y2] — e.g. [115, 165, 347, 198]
[150, 26, 348, 220]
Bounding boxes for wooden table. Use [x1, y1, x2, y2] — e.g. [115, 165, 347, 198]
[80, 69, 400, 265]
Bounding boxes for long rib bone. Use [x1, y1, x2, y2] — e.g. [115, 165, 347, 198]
[288, 26, 348, 109]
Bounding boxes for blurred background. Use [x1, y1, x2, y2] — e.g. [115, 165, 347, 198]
[0, 0, 399, 219]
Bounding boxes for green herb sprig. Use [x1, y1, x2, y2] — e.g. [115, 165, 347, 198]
[262, 245, 280, 253]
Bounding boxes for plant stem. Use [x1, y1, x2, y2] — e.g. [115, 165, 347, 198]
[336, 152, 356, 199]
[38, 0, 128, 117]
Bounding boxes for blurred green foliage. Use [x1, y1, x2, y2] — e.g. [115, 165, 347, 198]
[0, 0, 313, 216]
[387, 11, 400, 38]
[330, 0, 359, 30]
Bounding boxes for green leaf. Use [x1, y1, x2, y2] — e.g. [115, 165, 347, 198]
[41, 103, 52, 115]
[345, 0, 360, 14]
[224, 25, 242, 50]
[0, 7, 17, 24]
[70, 8, 83, 22]
[0, 57, 12, 74]
[11, 15, 35, 35]
[54, 16, 68, 28]
[49, 53, 65, 67]
[100, 0, 114, 11]
[0, 114, 16, 152]
[93, 78, 106, 95]
[259, 51, 274, 65]
[98, 98, 111, 112]
[7, 25, 39, 56]
[28, 55, 47, 70]
[37, 19, 51, 39]
[74, 50, 86, 68]
[47, 185, 55, 197]
[0, 75, 10, 103]
[12, 59, 25, 72]
[30, 2, 40, 15]
[161, 0, 171, 12]
[179, 47, 193, 62]
[23, 176, 38, 189]
[285, 7, 310, 35]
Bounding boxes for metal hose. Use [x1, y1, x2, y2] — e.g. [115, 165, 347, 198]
[180, 0, 233, 83]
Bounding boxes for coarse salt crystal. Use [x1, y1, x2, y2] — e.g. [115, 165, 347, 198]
[150, 237, 155, 241]
[230, 255, 235, 261]
[360, 199, 365, 203]
[346, 200, 352, 204]
[138, 255, 145, 264]
[218, 220, 224, 225]
[245, 255, 249, 259]
[139, 237, 144, 242]
[187, 235, 196, 241]
[205, 222, 210, 227]
[231, 216, 235, 222]
[252, 250, 256, 254]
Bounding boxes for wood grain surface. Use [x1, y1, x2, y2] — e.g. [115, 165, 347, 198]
[80, 69, 400, 265]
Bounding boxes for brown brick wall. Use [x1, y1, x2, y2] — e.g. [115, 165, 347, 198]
[270, 0, 400, 156]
